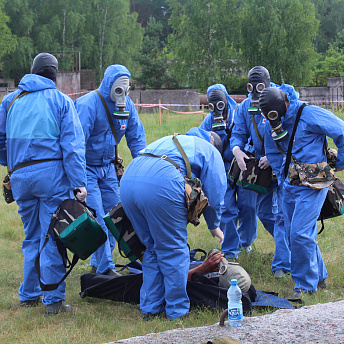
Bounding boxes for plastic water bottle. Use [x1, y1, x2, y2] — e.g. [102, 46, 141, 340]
[227, 278, 243, 327]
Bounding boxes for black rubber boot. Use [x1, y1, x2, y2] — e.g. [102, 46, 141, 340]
[20, 297, 41, 308]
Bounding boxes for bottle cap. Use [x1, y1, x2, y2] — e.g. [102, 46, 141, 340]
[230, 279, 238, 285]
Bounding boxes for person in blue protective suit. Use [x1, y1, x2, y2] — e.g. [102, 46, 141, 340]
[0, 52, 87, 315]
[199, 83, 258, 259]
[230, 66, 291, 279]
[259, 84, 344, 299]
[74, 64, 146, 276]
[120, 127, 227, 320]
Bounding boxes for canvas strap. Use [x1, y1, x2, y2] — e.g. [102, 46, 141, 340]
[95, 89, 120, 163]
[140, 152, 181, 170]
[250, 113, 265, 156]
[172, 133, 192, 178]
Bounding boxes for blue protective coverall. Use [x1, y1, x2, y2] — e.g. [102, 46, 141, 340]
[231, 92, 291, 273]
[74, 65, 146, 274]
[199, 84, 258, 258]
[264, 84, 344, 292]
[120, 128, 227, 320]
[0, 74, 87, 304]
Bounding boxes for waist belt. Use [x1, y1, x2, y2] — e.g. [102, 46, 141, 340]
[11, 158, 63, 174]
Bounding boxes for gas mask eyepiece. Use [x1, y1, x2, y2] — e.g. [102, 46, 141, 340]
[208, 89, 228, 131]
[247, 82, 265, 94]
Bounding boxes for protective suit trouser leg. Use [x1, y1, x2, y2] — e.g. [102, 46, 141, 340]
[87, 165, 116, 274]
[12, 162, 71, 304]
[271, 184, 290, 273]
[237, 187, 258, 248]
[256, 186, 275, 237]
[98, 168, 120, 256]
[221, 183, 241, 258]
[121, 174, 189, 320]
[18, 199, 42, 301]
[284, 182, 328, 292]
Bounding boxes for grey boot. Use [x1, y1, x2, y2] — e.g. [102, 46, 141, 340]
[45, 301, 72, 316]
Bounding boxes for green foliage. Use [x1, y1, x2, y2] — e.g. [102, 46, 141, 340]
[312, 46, 344, 86]
[167, 0, 239, 93]
[313, 0, 344, 53]
[2, 0, 144, 84]
[0, 0, 17, 69]
[236, 0, 319, 86]
[136, 16, 178, 89]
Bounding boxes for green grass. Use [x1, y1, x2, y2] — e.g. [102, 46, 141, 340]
[0, 108, 344, 343]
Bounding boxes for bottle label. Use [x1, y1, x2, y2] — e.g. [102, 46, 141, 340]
[228, 307, 243, 320]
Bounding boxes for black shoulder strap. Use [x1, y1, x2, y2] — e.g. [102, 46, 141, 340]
[283, 103, 307, 178]
[172, 133, 192, 179]
[222, 127, 232, 159]
[34, 213, 79, 291]
[95, 90, 120, 161]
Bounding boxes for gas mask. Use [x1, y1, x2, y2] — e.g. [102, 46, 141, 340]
[247, 66, 270, 107]
[208, 89, 228, 131]
[259, 87, 288, 142]
[110, 76, 130, 118]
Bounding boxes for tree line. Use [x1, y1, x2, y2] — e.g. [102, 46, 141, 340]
[0, 0, 343, 93]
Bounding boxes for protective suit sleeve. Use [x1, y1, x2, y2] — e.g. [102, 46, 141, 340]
[199, 114, 213, 131]
[230, 101, 250, 151]
[190, 139, 227, 229]
[60, 97, 87, 187]
[0, 92, 19, 166]
[303, 106, 344, 169]
[74, 94, 97, 143]
[125, 98, 146, 158]
[0, 101, 8, 165]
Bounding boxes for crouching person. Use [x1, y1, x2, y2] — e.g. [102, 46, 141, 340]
[120, 128, 227, 320]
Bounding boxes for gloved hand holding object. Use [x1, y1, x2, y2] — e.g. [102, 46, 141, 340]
[210, 227, 224, 244]
[232, 146, 250, 171]
[258, 156, 270, 169]
[75, 186, 87, 202]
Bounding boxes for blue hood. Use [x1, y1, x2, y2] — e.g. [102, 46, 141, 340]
[186, 127, 211, 143]
[19, 74, 56, 92]
[206, 83, 236, 129]
[98, 65, 131, 100]
[279, 83, 300, 125]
